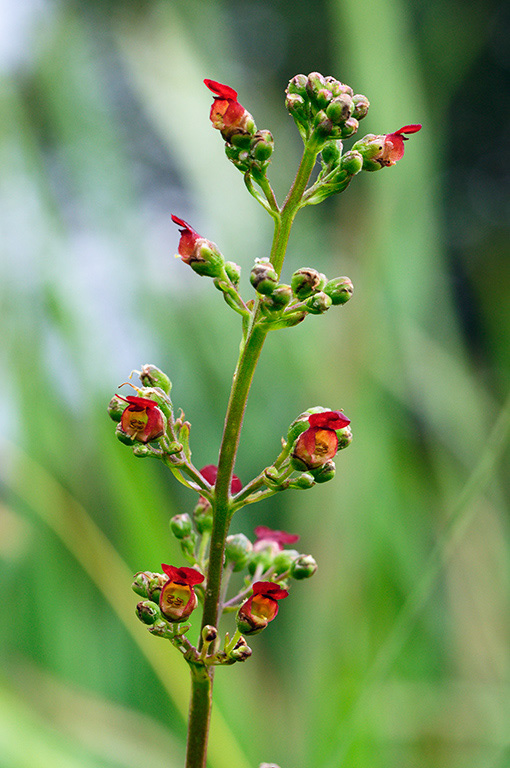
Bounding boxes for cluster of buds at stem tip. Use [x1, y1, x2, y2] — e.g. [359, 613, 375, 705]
[285, 72, 369, 145]
[204, 79, 274, 176]
[288, 408, 352, 476]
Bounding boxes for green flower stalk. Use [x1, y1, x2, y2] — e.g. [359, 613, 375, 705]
[107, 71, 421, 768]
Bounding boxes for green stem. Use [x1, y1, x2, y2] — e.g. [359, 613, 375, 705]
[184, 138, 320, 768]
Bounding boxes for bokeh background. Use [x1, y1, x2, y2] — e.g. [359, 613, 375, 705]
[1, 0, 509, 767]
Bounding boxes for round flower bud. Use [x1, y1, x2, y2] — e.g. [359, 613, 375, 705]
[272, 548, 300, 575]
[288, 473, 315, 489]
[352, 94, 370, 120]
[290, 554, 318, 580]
[263, 284, 292, 312]
[336, 425, 353, 450]
[310, 460, 336, 483]
[286, 74, 308, 97]
[107, 395, 126, 423]
[316, 88, 332, 109]
[321, 140, 343, 168]
[170, 513, 194, 540]
[202, 625, 218, 643]
[229, 643, 252, 661]
[250, 261, 279, 295]
[136, 600, 161, 625]
[340, 151, 363, 176]
[340, 118, 359, 139]
[324, 276, 354, 305]
[225, 261, 241, 287]
[304, 291, 332, 314]
[251, 130, 274, 162]
[326, 94, 353, 124]
[132, 571, 151, 598]
[139, 364, 172, 394]
[194, 497, 213, 535]
[291, 268, 325, 299]
[225, 533, 253, 572]
[306, 72, 327, 99]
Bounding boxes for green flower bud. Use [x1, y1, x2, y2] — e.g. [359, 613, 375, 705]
[288, 473, 315, 489]
[310, 460, 336, 483]
[139, 364, 172, 395]
[340, 117, 359, 139]
[352, 94, 370, 120]
[251, 130, 274, 162]
[304, 291, 332, 314]
[107, 395, 126, 423]
[225, 533, 253, 572]
[325, 77, 353, 98]
[250, 260, 279, 295]
[321, 140, 343, 169]
[324, 276, 354, 305]
[326, 94, 353, 124]
[316, 88, 332, 109]
[262, 284, 292, 312]
[132, 571, 151, 598]
[247, 543, 278, 575]
[202, 625, 218, 643]
[287, 74, 308, 97]
[291, 268, 325, 299]
[340, 151, 363, 176]
[136, 600, 161, 625]
[194, 497, 213, 535]
[170, 513, 194, 540]
[306, 72, 327, 100]
[225, 261, 241, 287]
[272, 548, 300, 575]
[229, 643, 252, 661]
[290, 554, 318, 580]
[336, 425, 353, 450]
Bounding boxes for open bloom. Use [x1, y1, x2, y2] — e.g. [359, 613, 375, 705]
[292, 410, 350, 469]
[254, 526, 300, 551]
[204, 79, 255, 140]
[200, 464, 242, 495]
[159, 564, 204, 622]
[236, 581, 289, 635]
[379, 124, 422, 166]
[118, 395, 166, 443]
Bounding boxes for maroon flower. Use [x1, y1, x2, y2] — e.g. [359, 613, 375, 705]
[171, 215, 202, 263]
[236, 581, 289, 635]
[200, 464, 242, 495]
[204, 79, 255, 141]
[292, 410, 350, 470]
[254, 526, 300, 551]
[171, 215, 224, 277]
[379, 124, 422, 166]
[118, 395, 166, 443]
[159, 564, 204, 623]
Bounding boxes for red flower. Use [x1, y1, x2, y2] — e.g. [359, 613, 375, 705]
[292, 410, 350, 470]
[236, 581, 289, 635]
[171, 215, 225, 278]
[118, 395, 166, 443]
[254, 526, 300, 551]
[171, 215, 201, 263]
[380, 124, 422, 166]
[200, 464, 242, 495]
[204, 79, 254, 140]
[159, 564, 204, 623]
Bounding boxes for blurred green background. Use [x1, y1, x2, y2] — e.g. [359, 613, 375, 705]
[1, 0, 509, 766]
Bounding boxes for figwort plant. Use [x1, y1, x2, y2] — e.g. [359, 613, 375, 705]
[108, 73, 421, 768]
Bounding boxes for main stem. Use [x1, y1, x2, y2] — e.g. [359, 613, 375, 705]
[184, 141, 319, 768]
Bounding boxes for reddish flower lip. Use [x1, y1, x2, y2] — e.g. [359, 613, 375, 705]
[204, 79, 239, 101]
[161, 564, 204, 586]
[254, 526, 300, 548]
[199, 464, 242, 494]
[308, 410, 350, 429]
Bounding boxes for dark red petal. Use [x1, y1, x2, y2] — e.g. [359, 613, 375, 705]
[161, 563, 180, 581]
[254, 526, 300, 545]
[125, 395, 161, 410]
[252, 581, 289, 600]
[396, 124, 422, 135]
[200, 464, 242, 493]
[308, 410, 350, 429]
[176, 566, 205, 586]
[171, 214, 199, 237]
[204, 79, 238, 101]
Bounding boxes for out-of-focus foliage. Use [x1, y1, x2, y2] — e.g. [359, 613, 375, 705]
[0, 1, 509, 767]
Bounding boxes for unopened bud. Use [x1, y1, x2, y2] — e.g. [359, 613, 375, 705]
[136, 600, 161, 625]
[170, 514, 194, 540]
[225, 533, 253, 572]
[326, 94, 353, 124]
[194, 497, 213, 534]
[291, 268, 325, 299]
[272, 548, 300, 575]
[306, 72, 327, 99]
[263, 284, 292, 311]
[132, 571, 151, 598]
[251, 130, 274, 162]
[202, 625, 218, 643]
[310, 460, 336, 483]
[107, 395, 126, 423]
[340, 117, 359, 139]
[229, 643, 252, 661]
[324, 276, 353, 305]
[305, 291, 332, 314]
[340, 151, 363, 176]
[352, 94, 370, 120]
[225, 261, 241, 287]
[336, 425, 353, 450]
[250, 260, 279, 295]
[290, 554, 318, 580]
[321, 140, 343, 168]
[287, 74, 308, 97]
[288, 473, 315, 490]
[139, 364, 172, 394]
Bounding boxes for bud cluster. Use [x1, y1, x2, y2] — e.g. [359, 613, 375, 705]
[248, 261, 353, 328]
[285, 72, 369, 145]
